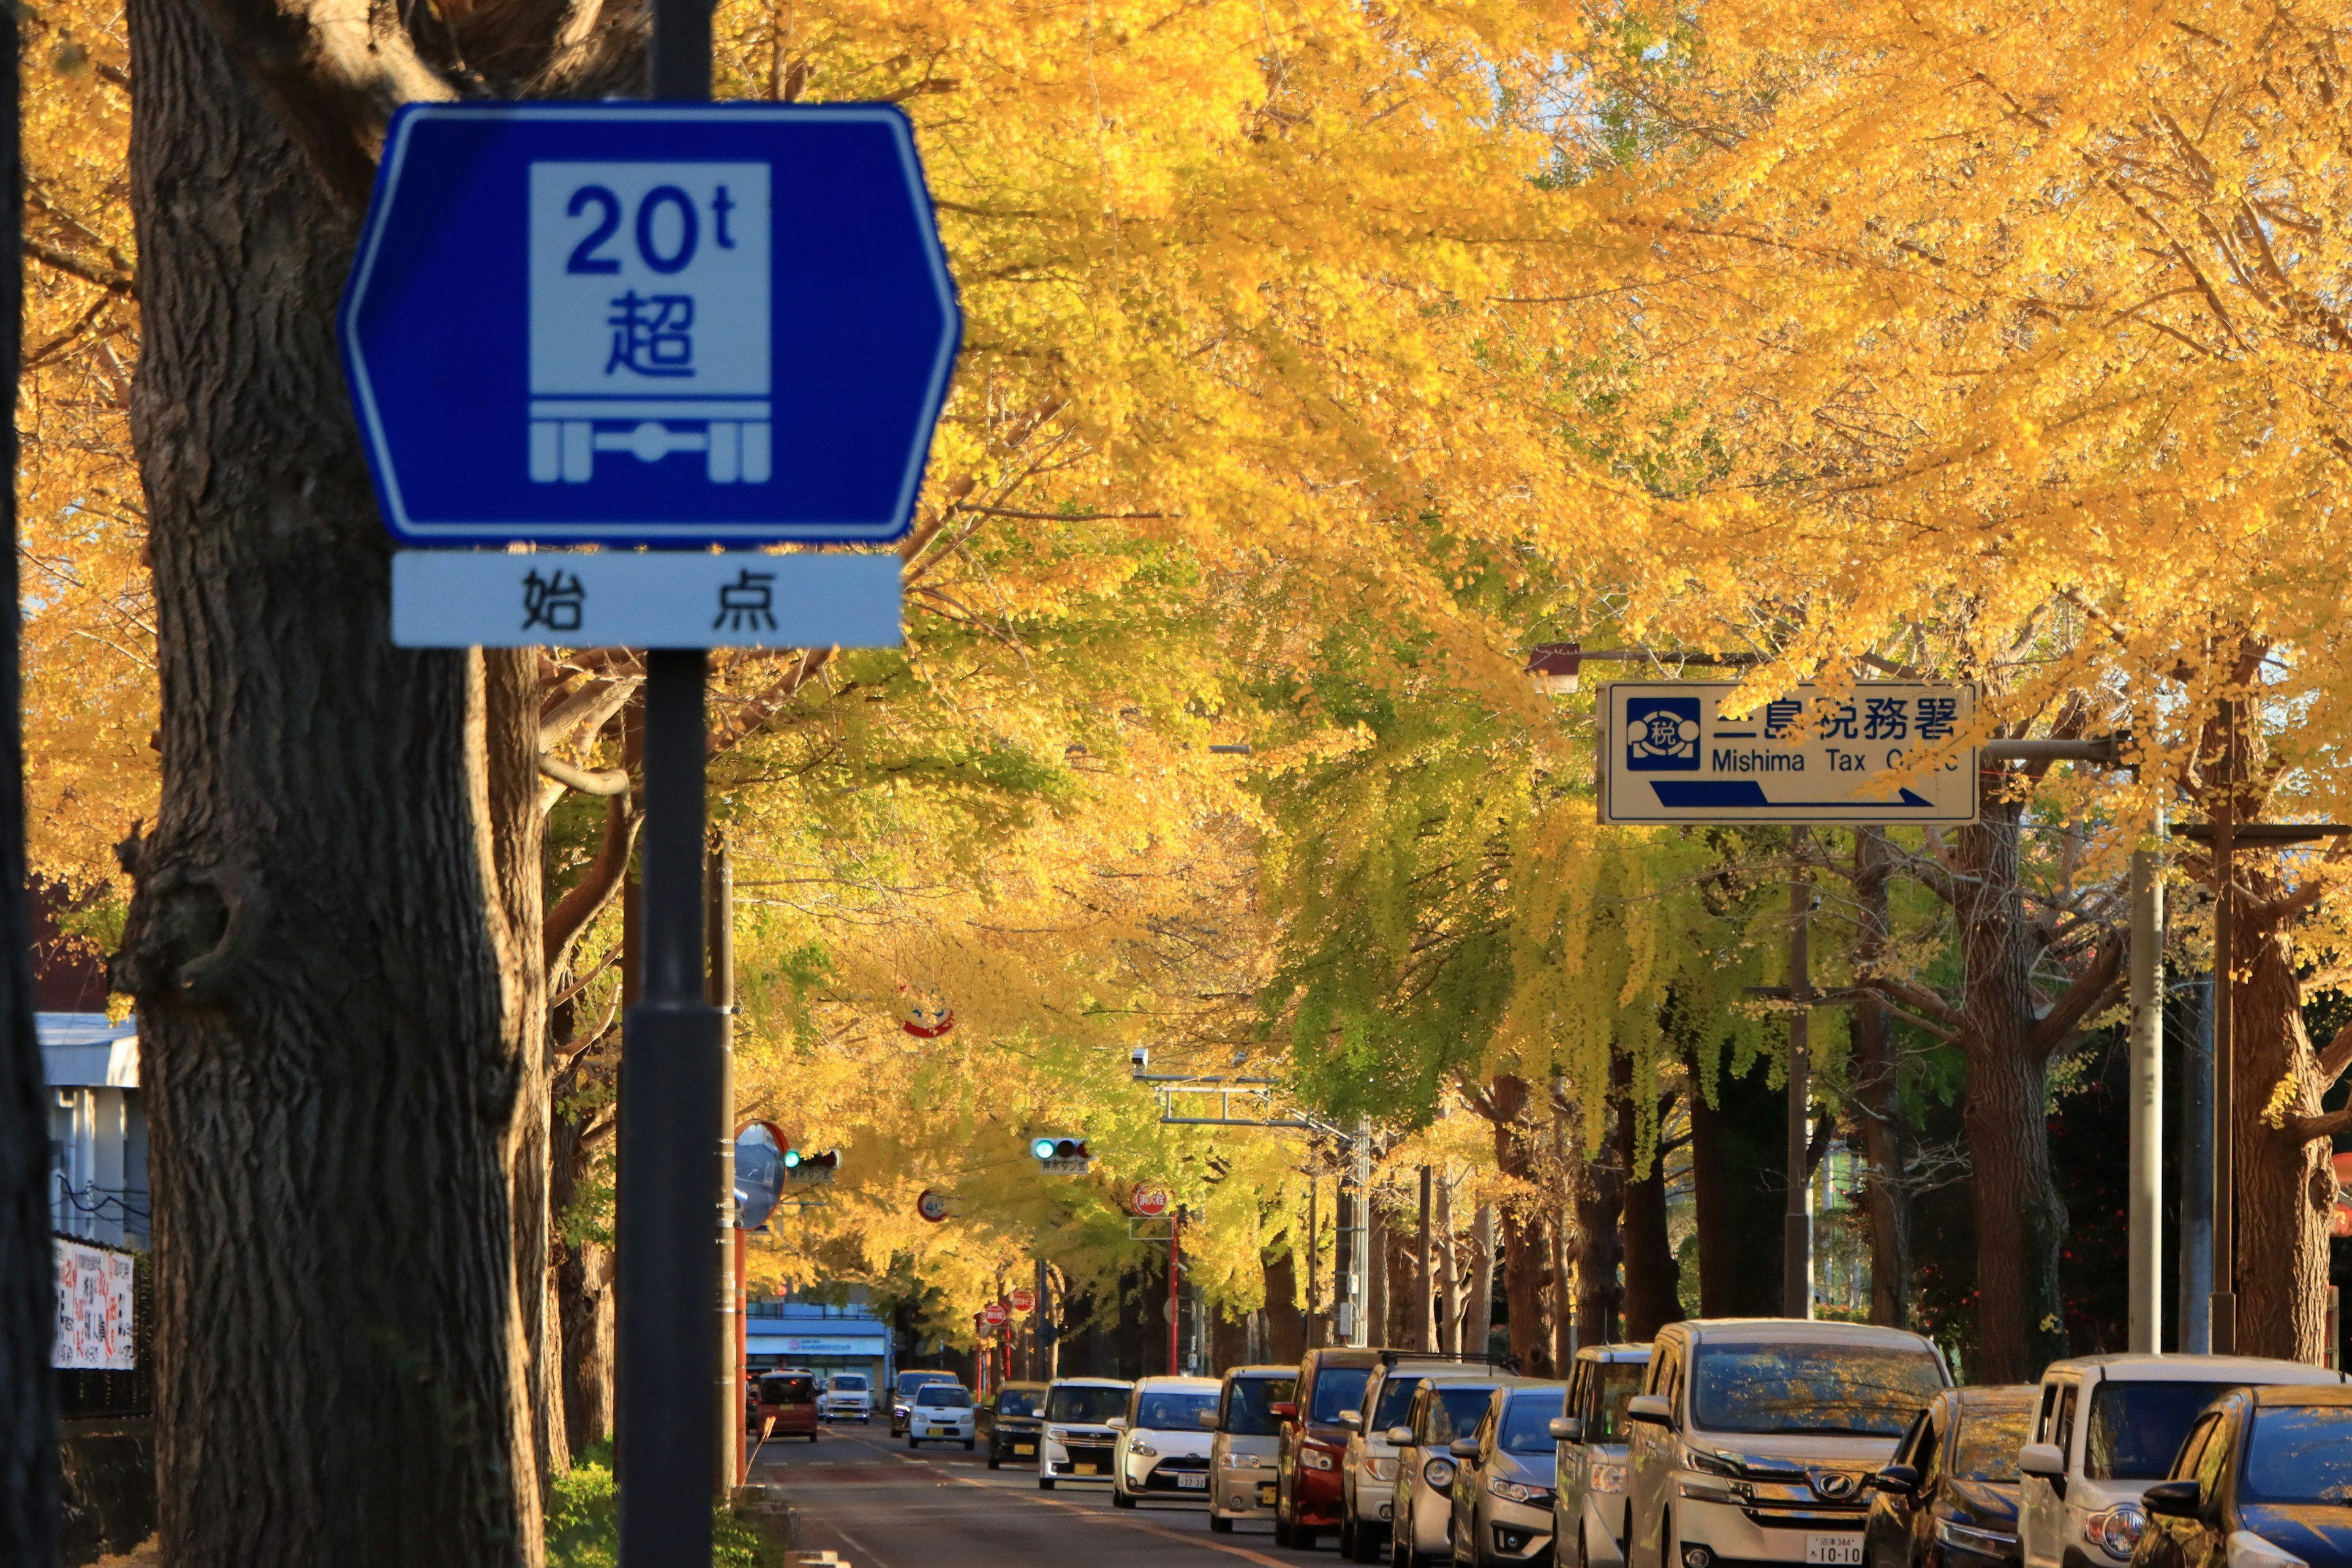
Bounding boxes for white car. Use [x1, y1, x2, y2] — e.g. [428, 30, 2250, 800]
[1625, 1319, 1950, 1568]
[1555, 1343, 1651, 1568]
[2016, 1354, 2347, 1568]
[820, 1372, 873, 1423]
[1210, 1365, 1297, 1534]
[1039, 1376, 1133, 1489]
[1113, 1374, 1223, 1508]
[905, 1382, 976, 1449]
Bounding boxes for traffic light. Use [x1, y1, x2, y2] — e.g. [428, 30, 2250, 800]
[1030, 1137, 1089, 1162]
[782, 1145, 840, 1180]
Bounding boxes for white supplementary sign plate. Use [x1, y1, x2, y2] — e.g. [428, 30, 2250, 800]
[1806, 1537, 1864, 1566]
[1596, 682, 1978, 826]
[391, 551, 902, 649]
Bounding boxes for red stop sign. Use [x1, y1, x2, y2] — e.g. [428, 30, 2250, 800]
[982, 1302, 1009, 1327]
[1009, 1287, 1036, 1313]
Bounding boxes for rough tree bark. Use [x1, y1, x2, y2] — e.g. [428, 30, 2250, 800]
[1466, 1202, 1496, 1360]
[1482, 1075, 1558, 1376]
[0, 44, 58, 1544]
[1570, 1096, 1624, 1348]
[1615, 1057, 1681, 1340]
[1434, 1172, 1459, 1354]
[116, 0, 560, 1555]
[1691, 1051, 1782, 1319]
[1851, 829, 1913, 1329]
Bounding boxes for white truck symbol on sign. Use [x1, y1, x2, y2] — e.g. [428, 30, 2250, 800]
[527, 160, 772, 486]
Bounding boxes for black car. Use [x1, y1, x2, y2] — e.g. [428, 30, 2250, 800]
[982, 1381, 1050, 1471]
[1869, 1384, 2038, 1568]
[2135, 1385, 2352, 1568]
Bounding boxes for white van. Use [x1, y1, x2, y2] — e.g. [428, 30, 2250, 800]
[820, 1371, 872, 1422]
[1625, 1319, 1950, 1568]
[2016, 1354, 2346, 1568]
[1553, 1343, 1651, 1568]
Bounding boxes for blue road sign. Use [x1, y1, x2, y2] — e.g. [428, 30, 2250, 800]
[340, 104, 962, 547]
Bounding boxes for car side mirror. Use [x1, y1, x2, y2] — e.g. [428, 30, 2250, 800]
[1107, 1417, 1129, 1431]
[1550, 1417, 1585, 1443]
[2018, 1442, 2067, 1499]
[1875, 1464, 1920, 1498]
[1339, 1410, 1363, 1431]
[2143, 1480, 2201, 1518]
[1272, 1401, 1297, 1420]
[1387, 1425, 1417, 1446]
[1449, 1437, 1482, 1460]
[1628, 1395, 1672, 1427]
[1198, 1410, 1219, 1430]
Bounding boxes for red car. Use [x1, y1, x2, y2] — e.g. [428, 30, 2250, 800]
[753, 1370, 821, 1444]
[1276, 1348, 1381, 1549]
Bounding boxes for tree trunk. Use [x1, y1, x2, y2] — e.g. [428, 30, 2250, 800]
[1616, 1055, 1678, 1340]
[1572, 1109, 1624, 1347]
[1434, 1172, 1459, 1354]
[1264, 1245, 1305, 1365]
[1852, 829, 1913, 1329]
[1467, 1202, 1496, 1360]
[1367, 1188, 1389, 1350]
[2231, 883, 2332, 1361]
[0, 53, 58, 1540]
[1489, 1076, 1558, 1376]
[551, 1109, 616, 1456]
[1691, 1051, 1783, 1318]
[119, 0, 542, 1558]
[1954, 791, 2068, 1383]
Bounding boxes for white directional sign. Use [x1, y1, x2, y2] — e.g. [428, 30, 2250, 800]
[1597, 682, 1978, 826]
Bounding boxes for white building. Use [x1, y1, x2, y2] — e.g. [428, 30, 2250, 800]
[42, 1012, 148, 1251]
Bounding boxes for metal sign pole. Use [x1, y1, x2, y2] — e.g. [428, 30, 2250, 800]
[1784, 830, 1813, 1320]
[2125, 802, 2165, 1354]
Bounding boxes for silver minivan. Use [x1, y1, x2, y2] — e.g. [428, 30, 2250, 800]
[1210, 1365, 1297, 1533]
[1387, 1372, 1512, 1567]
[1553, 1343, 1651, 1568]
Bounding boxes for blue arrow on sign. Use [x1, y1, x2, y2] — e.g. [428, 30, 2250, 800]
[340, 103, 962, 548]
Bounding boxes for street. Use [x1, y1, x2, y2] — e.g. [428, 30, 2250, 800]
[760, 1425, 1334, 1568]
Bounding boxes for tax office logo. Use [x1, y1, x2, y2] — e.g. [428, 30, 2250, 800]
[1624, 696, 1703, 771]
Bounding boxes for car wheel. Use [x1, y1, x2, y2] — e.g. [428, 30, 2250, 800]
[1578, 1525, 1590, 1568]
[908, 1438, 921, 1449]
[1115, 1487, 1137, 1509]
[964, 1439, 975, 1450]
[1040, 1477, 1055, 1491]
[1298, 1525, 1321, 1550]
[1212, 1514, 1235, 1534]
[1276, 1503, 1294, 1548]
[988, 1451, 1001, 1471]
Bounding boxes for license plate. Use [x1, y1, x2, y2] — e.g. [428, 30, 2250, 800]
[1075, 1463, 1098, 1476]
[1258, 1483, 1278, 1506]
[1015, 1444, 1035, 1455]
[1807, 1536, 1864, 1566]
[1176, 1473, 1207, 1490]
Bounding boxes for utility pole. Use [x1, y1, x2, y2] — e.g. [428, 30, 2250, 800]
[2127, 805, 2164, 1353]
[1304, 1178, 1320, 1348]
[1169, 1208, 1184, 1376]
[2178, 979, 2214, 1352]
[1784, 829, 1813, 1321]
[710, 839, 736, 1499]
[1416, 1166, 1434, 1353]
[1351, 1119, 1373, 1347]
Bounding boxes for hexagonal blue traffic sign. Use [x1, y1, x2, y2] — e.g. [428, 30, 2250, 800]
[340, 104, 961, 547]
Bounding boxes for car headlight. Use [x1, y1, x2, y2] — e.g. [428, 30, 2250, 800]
[1048, 1428, 1071, 1443]
[1303, 1450, 1336, 1471]
[2089, 1506, 2146, 1559]
[1591, 1461, 1629, 1494]
[1369, 1457, 1399, 1482]
[1425, 1457, 1458, 1490]
[1222, 1452, 1264, 1469]
[1131, 1439, 1159, 1458]
[1684, 1449, 1741, 1478]
[1490, 1477, 1556, 1506]
[2231, 1532, 2309, 1568]
[1940, 1520, 2022, 1557]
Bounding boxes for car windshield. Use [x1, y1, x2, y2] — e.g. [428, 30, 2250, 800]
[1372, 1374, 1427, 1431]
[2085, 1382, 2237, 1480]
[897, 1373, 952, 1396]
[1311, 1367, 1373, 1425]
[831, 1375, 866, 1391]
[998, 1389, 1045, 1417]
[1952, 1400, 2035, 1481]
[915, 1385, 972, 1408]
[1502, 1393, 1567, 1455]
[2243, 1406, 2352, 1502]
[1138, 1391, 1218, 1430]
[1589, 1361, 1649, 1442]
[1425, 1385, 1502, 1444]
[1047, 1384, 1129, 1424]
[1224, 1377, 1295, 1436]
[1689, 1342, 1946, 1437]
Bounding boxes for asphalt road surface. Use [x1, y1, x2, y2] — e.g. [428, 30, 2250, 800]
[752, 1422, 1349, 1568]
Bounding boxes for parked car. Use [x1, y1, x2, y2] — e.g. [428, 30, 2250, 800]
[1388, 1371, 1515, 1567]
[2133, 1385, 2352, 1568]
[820, 1371, 873, 1423]
[1449, 1378, 1574, 1567]
[1112, 1374, 1223, 1507]
[891, 1369, 960, 1436]
[2017, 1354, 2346, 1568]
[1039, 1376, 1133, 1489]
[1211, 1366, 1298, 1534]
[981, 1381, 1049, 1471]
[1279, 1347, 1383, 1548]
[1346, 1354, 1512, 1561]
[1625, 1319, 1952, 1568]
[905, 1381, 976, 1449]
[1865, 1384, 2037, 1568]
[754, 1370, 821, 1444]
[1553, 1343, 1652, 1568]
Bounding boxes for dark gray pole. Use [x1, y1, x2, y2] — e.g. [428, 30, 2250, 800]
[709, 839, 736, 1498]
[619, 652, 726, 1566]
[1784, 830, 1813, 1319]
[649, 0, 714, 100]
[2177, 978, 2214, 1353]
[2211, 755, 2237, 1355]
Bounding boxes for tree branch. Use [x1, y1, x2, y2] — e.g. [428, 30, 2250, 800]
[537, 752, 629, 796]
[543, 792, 640, 974]
[2027, 935, 2126, 1055]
